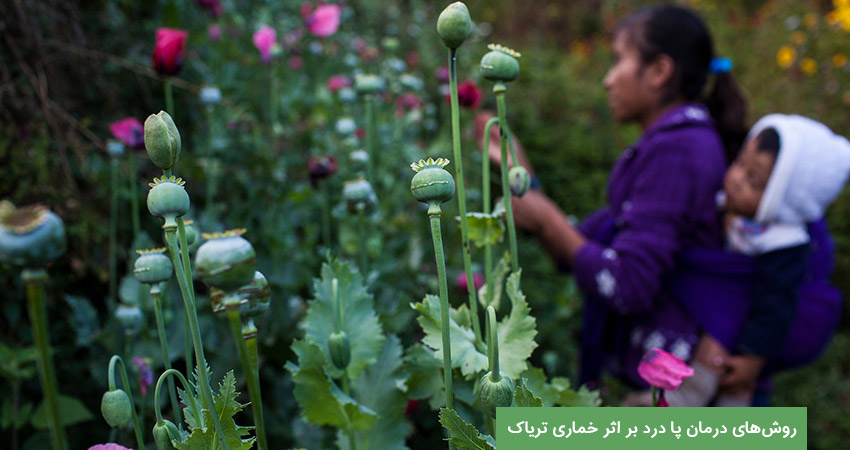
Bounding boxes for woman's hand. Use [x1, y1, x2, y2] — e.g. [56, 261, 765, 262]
[718, 354, 766, 394]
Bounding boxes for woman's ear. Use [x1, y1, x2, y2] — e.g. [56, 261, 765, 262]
[645, 54, 676, 90]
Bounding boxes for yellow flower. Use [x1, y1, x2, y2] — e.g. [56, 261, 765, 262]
[803, 13, 818, 29]
[777, 46, 796, 68]
[801, 58, 818, 75]
[791, 31, 807, 45]
[833, 53, 848, 68]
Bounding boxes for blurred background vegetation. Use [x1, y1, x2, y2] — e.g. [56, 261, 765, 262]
[2, 0, 850, 448]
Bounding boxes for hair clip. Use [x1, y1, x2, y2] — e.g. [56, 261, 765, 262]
[709, 57, 733, 74]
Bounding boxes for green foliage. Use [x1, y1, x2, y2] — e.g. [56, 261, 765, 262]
[31, 394, 93, 429]
[438, 408, 495, 450]
[404, 344, 446, 410]
[304, 257, 385, 380]
[519, 366, 601, 407]
[513, 377, 543, 408]
[285, 339, 378, 430]
[335, 336, 409, 450]
[174, 371, 255, 450]
[413, 294, 488, 378]
[477, 256, 510, 312]
[465, 212, 505, 248]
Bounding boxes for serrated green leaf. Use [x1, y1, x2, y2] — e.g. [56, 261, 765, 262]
[404, 344, 445, 410]
[557, 385, 602, 407]
[513, 377, 543, 407]
[174, 371, 255, 450]
[336, 336, 409, 450]
[438, 408, 494, 450]
[497, 270, 538, 379]
[412, 295, 487, 378]
[304, 257, 385, 380]
[465, 212, 505, 248]
[477, 257, 510, 312]
[63, 295, 99, 346]
[518, 367, 566, 407]
[285, 340, 377, 430]
[31, 394, 93, 429]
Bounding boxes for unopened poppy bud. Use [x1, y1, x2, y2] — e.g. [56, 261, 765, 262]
[328, 330, 351, 370]
[134, 248, 173, 284]
[509, 166, 531, 197]
[144, 111, 182, 171]
[437, 2, 472, 49]
[101, 388, 133, 429]
[152, 419, 180, 450]
[195, 229, 258, 292]
[480, 43, 521, 82]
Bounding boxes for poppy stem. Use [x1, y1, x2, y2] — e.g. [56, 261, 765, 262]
[164, 78, 174, 116]
[150, 285, 183, 430]
[481, 117, 499, 309]
[495, 84, 519, 272]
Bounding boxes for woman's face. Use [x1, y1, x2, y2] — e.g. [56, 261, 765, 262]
[723, 138, 776, 218]
[603, 31, 656, 124]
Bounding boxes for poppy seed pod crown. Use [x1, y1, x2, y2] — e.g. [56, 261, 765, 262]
[480, 43, 521, 82]
[146, 176, 190, 228]
[133, 248, 173, 284]
[410, 158, 455, 211]
[195, 229, 258, 292]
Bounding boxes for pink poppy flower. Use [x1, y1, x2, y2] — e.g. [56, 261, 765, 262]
[445, 80, 482, 109]
[455, 271, 485, 294]
[637, 348, 694, 391]
[288, 56, 303, 70]
[109, 117, 144, 150]
[88, 444, 133, 450]
[253, 25, 277, 63]
[326, 75, 350, 93]
[208, 24, 222, 41]
[153, 28, 188, 76]
[131, 357, 154, 396]
[395, 93, 422, 118]
[435, 66, 450, 84]
[306, 4, 341, 37]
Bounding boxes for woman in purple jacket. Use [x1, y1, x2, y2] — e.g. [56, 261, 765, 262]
[481, 5, 748, 389]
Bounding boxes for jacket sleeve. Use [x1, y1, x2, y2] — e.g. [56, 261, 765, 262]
[736, 243, 809, 359]
[572, 141, 700, 314]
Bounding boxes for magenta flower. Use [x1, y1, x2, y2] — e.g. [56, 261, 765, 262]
[445, 80, 482, 110]
[208, 24, 222, 41]
[153, 28, 188, 77]
[455, 271, 485, 294]
[326, 75, 351, 93]
[637, 348, 694, 391]
[88, 444, 133, 450]
[306, 4, 341, 37]
[109, 117, 144, 150]
[131, 357, 154, 396]
[435, 66, 450, 84]
[253, 25, 277, 63]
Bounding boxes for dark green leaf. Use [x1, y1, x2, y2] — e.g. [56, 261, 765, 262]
[174, 371, 255, 450]
[438, 408, 494, 450]
[30, 394, 93, 429]
[513, 378, 543, 407]
[404, 344, 445, 410]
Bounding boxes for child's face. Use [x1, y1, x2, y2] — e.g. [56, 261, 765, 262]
[723, 138, 776, 218]
[603, 31, 656, 124]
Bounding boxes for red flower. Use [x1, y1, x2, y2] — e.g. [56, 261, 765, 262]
[455, 271, 485, 294]
[446, 80, 482, 109]
[308, 155, 338, 187]
[395, 93, 422, 118]
[109, 117, 144, 150]
[637, 348, 694, 391]
[153, 28, 188, 76]
[326, 75, 351, 93]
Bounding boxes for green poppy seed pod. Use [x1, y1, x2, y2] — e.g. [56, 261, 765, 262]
[195, 229, 258, 292]
[342, 179, 377, 212]
[147, 176, 190, 228]
[101, 388, 133, 429]
[508, 166, 531, 197]
[410, 158, 455, 211]
[437, 2, 472, 49]
[209, 286, 231, 318]
[0, 204, 66, 268]
[144, 111, 182, 170]
[480, 43, 521, 82]
[238, 271, 271, 319]
[153, 419, 180, 450]
[477, 372, 514, 418]
[115, 303, 144, 335]
[133, 248, 173, 284]
[354, 74, 386, 95]
[328, 330, 351, 370]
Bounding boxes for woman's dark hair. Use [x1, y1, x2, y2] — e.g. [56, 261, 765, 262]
[754, 127, 781, 158]
[618, 4, 748, 162]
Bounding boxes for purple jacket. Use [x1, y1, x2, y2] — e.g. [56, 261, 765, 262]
[575, 103, 727, 388]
